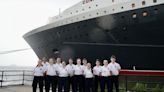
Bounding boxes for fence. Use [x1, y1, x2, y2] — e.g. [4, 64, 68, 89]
[0, 70, 33, 87]
[0, 70, 164, 92]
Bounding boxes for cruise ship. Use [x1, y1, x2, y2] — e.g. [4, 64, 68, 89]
[23, 0, 164, 70]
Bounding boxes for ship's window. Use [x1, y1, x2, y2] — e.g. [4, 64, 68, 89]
[132, 3, 135, 8]
[153, 0, 157, 3]
[76, 10, 78, 13]
[142, 1, 146, 5]
[89, 6, 91, 9]
[143, 11, 148, 17]
[112, 9, 115, 11]
[83, 16, 85, 18]
[104, 11, 107, 13]
[121, 6, 124, 9]
[112, 0, 114, 2]
[97, 12, 99, 15]
[132, 13, 137, 18]
[70, 12, 72, 14]
[82, 9, 85, 11]
[154, 8, 158, 14]
[96, 4, 98, 7]
[89, 14, 92, 16]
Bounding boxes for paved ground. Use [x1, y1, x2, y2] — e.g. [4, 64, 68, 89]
[0, 85, 33, 92]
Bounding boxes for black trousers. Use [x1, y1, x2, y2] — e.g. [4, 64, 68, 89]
[74, 75, 83, 92]
[68, 76, 75, 92]
[94, 75, 101, 92]
[58, 77, 69, 92]
[85, 78, 95, 92]
[82, 76, 85, 92]
[109, 76, 119, 92]
[45, 75, 58, 92]
[32, 76, 43, 92]
[100, 76, 110, 92]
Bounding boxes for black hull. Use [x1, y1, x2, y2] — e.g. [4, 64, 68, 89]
[24, 4, 164, 70]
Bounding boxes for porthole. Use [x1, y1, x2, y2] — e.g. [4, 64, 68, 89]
[89, 7, 91, 9]
[142, 1, 146, 5]
[97, 12, 99, 15]
[70, 12, 72, 14]
[143, 11, 148, 17]
[89, 14, 91, 16]
[82, 9, 85, 11]
[83, 16, 85, 18]
[76, 10, 78, 13]
[104, 11, 107, 13]
[121, 6, 124, 9]
[96, 4, 98, 7]
[112, 9, 115, 11]
[132, 3, 135, 8]
[112, 0, 114, 2]
[153, 0, 157, 3]
[132, 13, 137, 18]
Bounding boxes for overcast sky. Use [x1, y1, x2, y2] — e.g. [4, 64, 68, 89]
[0, 0, 81, 66]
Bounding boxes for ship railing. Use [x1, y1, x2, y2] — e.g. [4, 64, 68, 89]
[0, 70, 164, 92]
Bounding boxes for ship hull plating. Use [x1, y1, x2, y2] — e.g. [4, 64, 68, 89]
[24, 4, 164, 70]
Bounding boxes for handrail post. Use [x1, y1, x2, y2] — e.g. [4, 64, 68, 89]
[1, 71, 4, 87]
[22, 70, 25, 85]
[125, 75, 128, 92]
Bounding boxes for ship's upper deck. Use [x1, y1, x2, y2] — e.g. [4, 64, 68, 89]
[48, 0, 129, 23]
[23, 0, 164, 38]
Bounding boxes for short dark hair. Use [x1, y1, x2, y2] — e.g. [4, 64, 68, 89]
[111, 55, 116, 59]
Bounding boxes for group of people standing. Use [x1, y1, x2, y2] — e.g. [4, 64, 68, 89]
[32, 55, 121, 92]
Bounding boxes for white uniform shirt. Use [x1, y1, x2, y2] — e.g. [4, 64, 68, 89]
[42, 62, 49, 72]
[82, 65, 87, 71]
[101, 66, 110, 77]
[58, 66, 69, 77]
[33, 66, 44, 76]
[108, 62, 121, 76]
[93, 66, 102, 76]
[84, 68, 94, 78]
[66, 64, 75, 77]
[73, 65, 83, 75]
[46, 64, 57, 76]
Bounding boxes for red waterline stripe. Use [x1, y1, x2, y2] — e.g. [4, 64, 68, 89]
[120, 70, 164, 76]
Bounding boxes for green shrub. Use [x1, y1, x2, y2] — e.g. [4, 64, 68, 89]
[152, 84, 161, 92]
[162, 85, 164, 92]
[132, 83, 147, 92]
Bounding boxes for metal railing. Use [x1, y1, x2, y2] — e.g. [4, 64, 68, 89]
[0, 70, 33, 87]
[0, 70, 164, 92]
